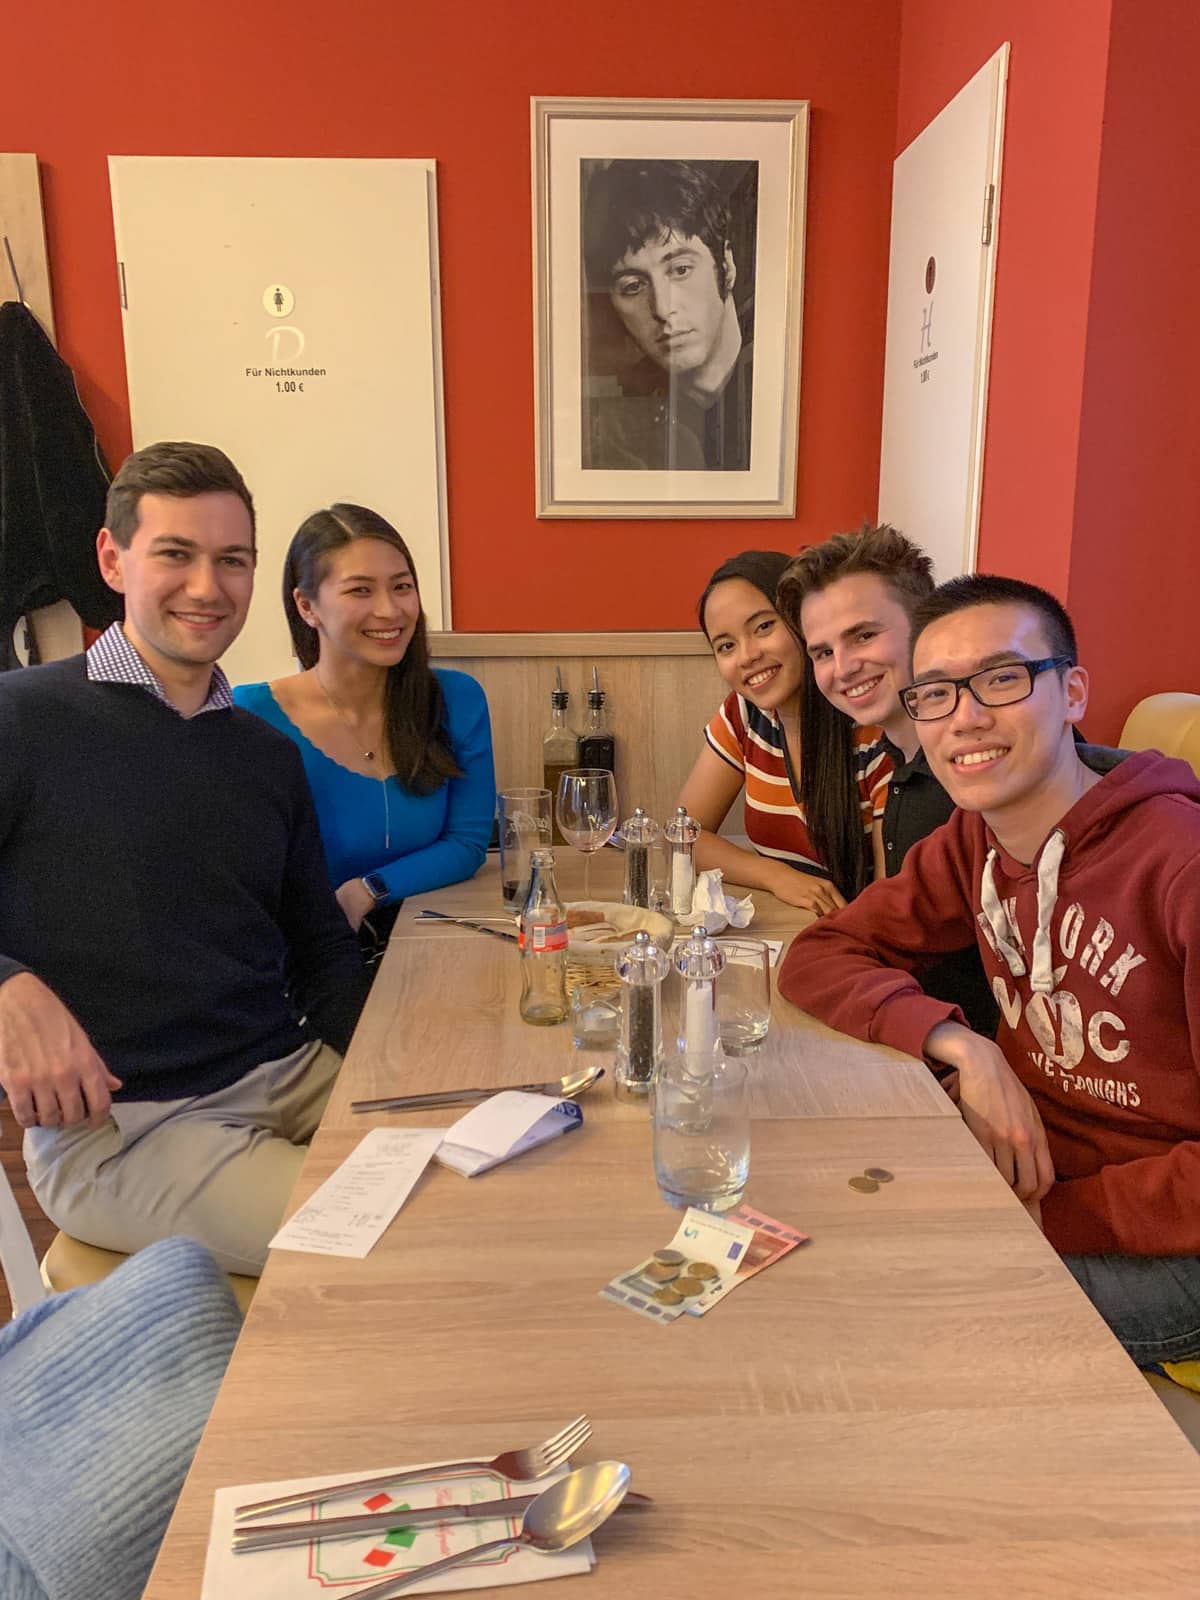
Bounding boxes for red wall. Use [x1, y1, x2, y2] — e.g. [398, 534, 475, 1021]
[0, 0, 902, 631]
[895, 0, 1113, 601]
[896, 0, 1200, 742]
[1067, 0, 1200, 742]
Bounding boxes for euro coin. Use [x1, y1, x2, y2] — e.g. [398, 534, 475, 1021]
[642, 1260, 679, 1283]
[654, 1248, 687, 1266]
[864, 1167, 894, 1183]
[687, 1262, 719, 1280]
[849, 1175, 879, 1194]
[653, 1286, 683, 1306]
[673, 1276, 704, 1297]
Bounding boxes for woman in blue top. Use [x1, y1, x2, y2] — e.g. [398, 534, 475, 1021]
[233, 504, 495, 938]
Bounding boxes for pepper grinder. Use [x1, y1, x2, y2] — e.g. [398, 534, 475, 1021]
[664, 806, 700, 918]
[615, 930, 671, 1098]
[674, 925, 726, 1060]
[619, 807, 661, 909]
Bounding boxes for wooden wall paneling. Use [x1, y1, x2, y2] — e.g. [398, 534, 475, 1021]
[429, 634, 744, 834]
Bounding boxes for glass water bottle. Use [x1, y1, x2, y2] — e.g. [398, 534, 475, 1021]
[519, 849, 568, 1025]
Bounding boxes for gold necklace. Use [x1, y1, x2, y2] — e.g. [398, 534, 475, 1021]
[316, 670, 379, 763]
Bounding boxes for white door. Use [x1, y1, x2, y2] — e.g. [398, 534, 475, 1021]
[877, 45, 1008, 580]
[109, 157, 450, 686]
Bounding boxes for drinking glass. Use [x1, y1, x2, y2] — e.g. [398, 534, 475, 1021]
[652, 1052, 749, 1213]
[570, 980, 621, 1051]
[555, 769, 618, 898]
[498, 788, 552, 910]
[714, 938, 772, 1054]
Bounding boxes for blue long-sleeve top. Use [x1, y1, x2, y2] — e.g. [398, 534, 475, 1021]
[232, 669, 496, 904]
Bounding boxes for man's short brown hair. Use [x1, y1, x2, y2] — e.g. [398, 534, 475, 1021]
[104, 441, 256, 549]
[775, 523, 934, 635]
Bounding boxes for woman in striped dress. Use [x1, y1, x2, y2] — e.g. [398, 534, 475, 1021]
[677, 551, 891, 915]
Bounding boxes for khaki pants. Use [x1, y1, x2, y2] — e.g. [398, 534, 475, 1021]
[24, 1041, 341, 1277]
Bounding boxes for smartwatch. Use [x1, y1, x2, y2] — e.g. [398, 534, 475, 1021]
[361, 873, 389, 905]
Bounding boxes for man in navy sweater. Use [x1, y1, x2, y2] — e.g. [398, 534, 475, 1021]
[0, 441, 370, 1275]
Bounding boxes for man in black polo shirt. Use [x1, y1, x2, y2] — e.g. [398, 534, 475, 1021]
[778, 526, 1122, 1037]
[0, 441, 370, 1274]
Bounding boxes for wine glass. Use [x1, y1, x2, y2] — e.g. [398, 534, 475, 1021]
[555, 769, 618, 899]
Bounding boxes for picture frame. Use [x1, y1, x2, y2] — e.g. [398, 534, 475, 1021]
[532, 96, 809, 520]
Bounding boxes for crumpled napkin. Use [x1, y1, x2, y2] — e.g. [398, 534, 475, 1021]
[676, 868, 754, 934]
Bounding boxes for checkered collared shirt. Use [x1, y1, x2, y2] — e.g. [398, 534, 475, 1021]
[85, 622, 233, 716]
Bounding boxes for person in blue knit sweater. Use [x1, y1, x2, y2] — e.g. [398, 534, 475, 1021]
[233, 504, 495, 947]
[0, 1237, 241, 1600]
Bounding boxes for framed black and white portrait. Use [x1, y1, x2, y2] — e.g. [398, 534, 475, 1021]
[532, 97, 808, 518]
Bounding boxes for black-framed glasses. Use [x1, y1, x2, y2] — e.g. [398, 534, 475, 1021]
[901, 656, 1074, 722]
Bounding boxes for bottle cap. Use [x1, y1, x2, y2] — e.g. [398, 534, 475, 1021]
[618, 928, 670, 985]
[587, 666, 605, 710]
[552, 666, 569, 710]
[529, 847, 556, 869]
[619, 806, 661, 847]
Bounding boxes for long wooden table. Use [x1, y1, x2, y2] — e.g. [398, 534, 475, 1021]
[144, 856, 1200, 1597]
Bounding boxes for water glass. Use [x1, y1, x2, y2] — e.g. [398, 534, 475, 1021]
[715, 938, 772, 1054]
[498, 788, 552, 910]
[652, 1052, 749, 1213]
[570, 980, 621, 1051]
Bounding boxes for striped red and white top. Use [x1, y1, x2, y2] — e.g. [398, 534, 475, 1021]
[704, 691, 892, 878]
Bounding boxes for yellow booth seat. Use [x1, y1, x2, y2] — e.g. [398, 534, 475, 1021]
[1119, 693, 1200, 780]
[42, 1231, 258, 1315]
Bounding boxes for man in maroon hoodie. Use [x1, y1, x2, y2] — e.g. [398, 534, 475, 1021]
[779, 574, 1200, 1366]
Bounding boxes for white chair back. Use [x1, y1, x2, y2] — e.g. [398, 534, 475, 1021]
[0, 1156, 49, 1316]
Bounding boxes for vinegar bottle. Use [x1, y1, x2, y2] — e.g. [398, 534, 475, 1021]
[579, 667, 616, 775]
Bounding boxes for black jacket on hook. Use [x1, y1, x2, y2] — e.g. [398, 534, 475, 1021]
[0, 302, 122, 667]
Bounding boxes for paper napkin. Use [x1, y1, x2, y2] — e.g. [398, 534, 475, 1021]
[435, 1091, 583, 1177]
[205, 1463, 594, 1596]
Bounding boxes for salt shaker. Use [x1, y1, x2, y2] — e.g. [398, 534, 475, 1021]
[619, 807, 661, 909]
[663, 806, 700, 917]
[615, 930, 670, 1097]
[674, 925, 726, 1059]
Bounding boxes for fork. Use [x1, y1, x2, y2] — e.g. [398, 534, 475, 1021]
[234, 1414, 592, 1522]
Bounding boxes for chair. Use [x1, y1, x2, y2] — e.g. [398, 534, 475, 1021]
[43, 1232, 258, 1315]
[1, 1161, 256, 1317]
[0, 1162, 49, 1317]
[1119, 693, 1200, 780]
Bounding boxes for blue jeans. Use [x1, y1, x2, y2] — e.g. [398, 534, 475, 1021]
[1063, 1252, 1200, 1367]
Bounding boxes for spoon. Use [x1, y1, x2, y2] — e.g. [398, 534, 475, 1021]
[351, 1064, 605, 1114]
[344, 1460, 631, 1598]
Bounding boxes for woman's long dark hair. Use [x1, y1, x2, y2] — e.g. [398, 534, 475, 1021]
[798, 654, 868, 900]
[283, 504, 461, 796]
[699, 550, 869, 902]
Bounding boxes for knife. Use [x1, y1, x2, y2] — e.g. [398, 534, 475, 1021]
[351, 1066, 604, 1114]
[414, 909, 518, 942]
[232, 1488, 652, 1553]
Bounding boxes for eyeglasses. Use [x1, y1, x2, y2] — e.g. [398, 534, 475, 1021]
[901, 656, 1075, 722]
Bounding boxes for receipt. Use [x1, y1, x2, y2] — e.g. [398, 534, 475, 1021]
[269, 1127, 444, 1258]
